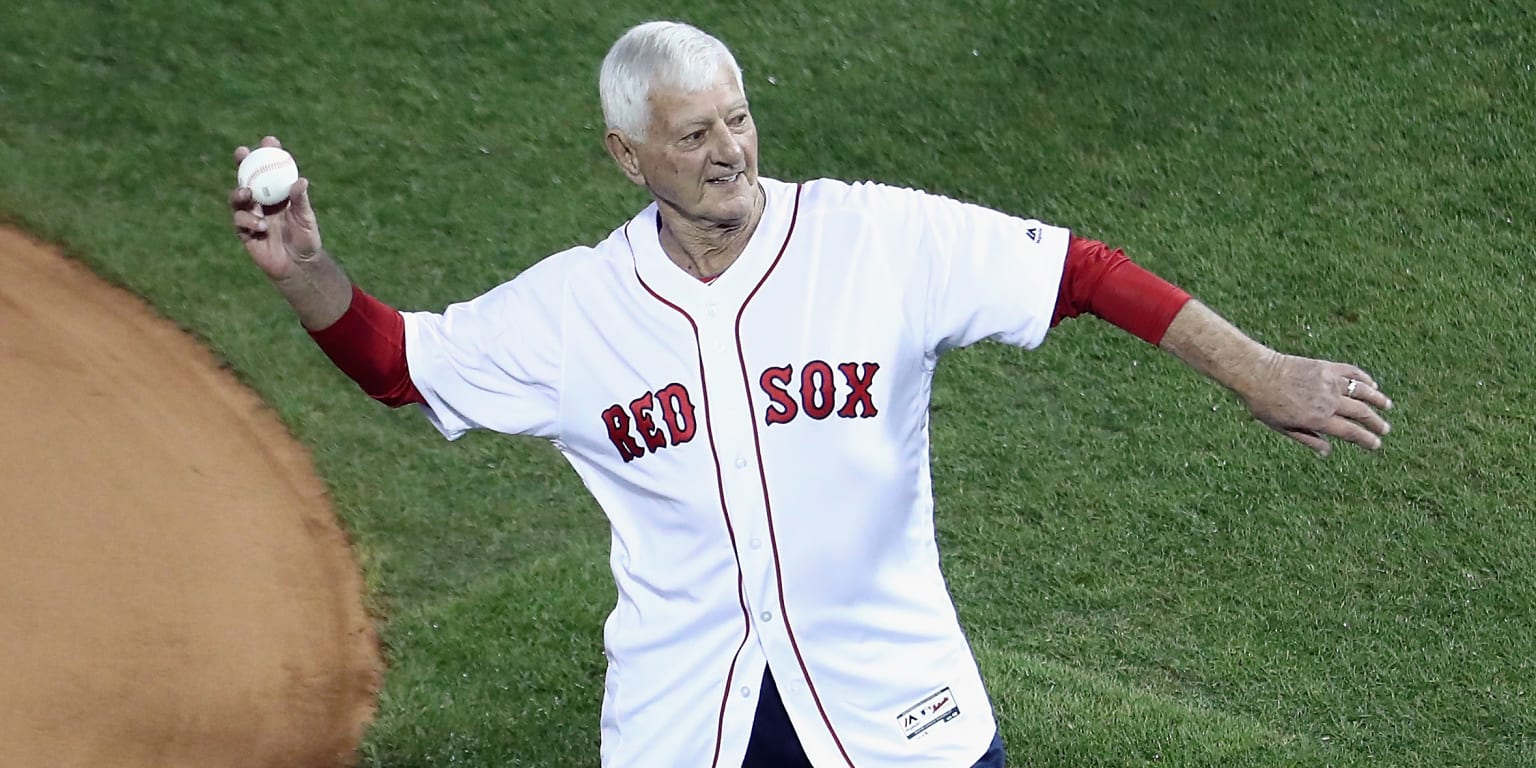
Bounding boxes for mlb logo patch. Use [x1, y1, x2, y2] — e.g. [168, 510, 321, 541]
[897, 687, 961, 740]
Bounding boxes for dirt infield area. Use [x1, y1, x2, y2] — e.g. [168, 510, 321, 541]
[0, 227, 382, 767]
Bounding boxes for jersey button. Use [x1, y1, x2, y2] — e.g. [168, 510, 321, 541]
[760, 610, 773, 622]
[740, 685, 752, 698]
[734, 457, 747, 469]
[707, 304, 719, 317]
[749, 537, 762, 549]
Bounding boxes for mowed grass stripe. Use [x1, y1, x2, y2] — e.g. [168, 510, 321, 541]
[979, 643, 1336, 766]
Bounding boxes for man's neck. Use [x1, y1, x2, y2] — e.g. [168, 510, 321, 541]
[656, 184, 766, 280]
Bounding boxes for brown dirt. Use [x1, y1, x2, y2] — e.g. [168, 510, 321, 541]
[0, 227, 382, 767]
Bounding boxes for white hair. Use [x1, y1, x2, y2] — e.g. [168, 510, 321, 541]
[600, 21, 745, 142]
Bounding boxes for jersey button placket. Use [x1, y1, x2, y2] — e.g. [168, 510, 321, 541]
[697, 294, 789, 692]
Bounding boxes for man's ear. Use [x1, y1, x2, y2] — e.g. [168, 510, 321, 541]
[604, 130, 646, 186]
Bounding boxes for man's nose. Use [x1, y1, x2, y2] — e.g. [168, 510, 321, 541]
[710, 125, 743, 166]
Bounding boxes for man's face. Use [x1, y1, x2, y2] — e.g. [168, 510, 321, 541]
[610, 64, 760, 227]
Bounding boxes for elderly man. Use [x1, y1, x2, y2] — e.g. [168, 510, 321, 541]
[229, 20, 1392, 768]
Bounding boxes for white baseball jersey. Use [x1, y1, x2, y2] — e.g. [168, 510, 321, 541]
[401, 177, 1068, 767]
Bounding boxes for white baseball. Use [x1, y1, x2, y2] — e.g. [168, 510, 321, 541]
[237, 146, 300, 206]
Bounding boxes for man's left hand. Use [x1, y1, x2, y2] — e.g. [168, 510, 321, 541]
[1238, 353, 1393, 456]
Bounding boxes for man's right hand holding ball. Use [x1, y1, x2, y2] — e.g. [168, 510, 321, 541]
[229, 136, 351, 330]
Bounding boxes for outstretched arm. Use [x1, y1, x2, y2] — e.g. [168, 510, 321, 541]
[1158, 301, 1392, 456]
[1057, 235, 1392, 456]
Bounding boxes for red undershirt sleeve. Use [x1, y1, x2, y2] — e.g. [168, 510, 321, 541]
[305, 284, 425, 407]
[1052, 234, 1192, 346]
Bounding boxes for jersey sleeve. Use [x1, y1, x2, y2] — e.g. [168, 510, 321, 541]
[400, 254, 570, 441]
[896, 186, 1069, 355]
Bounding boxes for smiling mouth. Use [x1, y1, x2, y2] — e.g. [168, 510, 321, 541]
[707, 172, 743, 185]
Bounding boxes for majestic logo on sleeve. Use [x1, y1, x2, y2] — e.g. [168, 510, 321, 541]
[759, 361, 879, 425]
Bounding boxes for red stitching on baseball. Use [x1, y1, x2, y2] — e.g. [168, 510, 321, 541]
[246, 159, 295, 186]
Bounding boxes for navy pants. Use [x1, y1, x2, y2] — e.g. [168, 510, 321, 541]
[741, 669, 1006, 767]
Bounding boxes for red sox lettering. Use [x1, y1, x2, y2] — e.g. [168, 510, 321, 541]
[760, 360, 880, 425]
[602, 382, 698, 462]
[601, 361, 881, 460]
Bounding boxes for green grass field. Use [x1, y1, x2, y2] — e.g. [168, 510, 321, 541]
[3, 1, 1533, 765]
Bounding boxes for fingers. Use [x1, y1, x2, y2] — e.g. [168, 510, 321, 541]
[290, 177, 310, 208]
[1276, 404, 1387, 456]
[232, 209, 267, 238]
[286, 177, 313, 224]
[1337, 396, 1390, 437]
[1321, 414, 1383, 451]
[229, 184, 249, 210]
[1333, 364, 1395, 455]
[1340, 365, 1377, 390]
[1282, 427, 1332, 457]
[1339, 364, 1392, 407]
[227, 182, 290, 215]
[1349, 382, 1393, 411]
[230, 184, 266, 242]
[1343, 376, 1394, 411]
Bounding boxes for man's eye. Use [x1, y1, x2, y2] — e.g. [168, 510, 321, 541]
[729, 114, 749, 127]
[684, 130, 705, 143]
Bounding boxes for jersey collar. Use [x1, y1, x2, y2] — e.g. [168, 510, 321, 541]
[625, 177, 797, 311]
